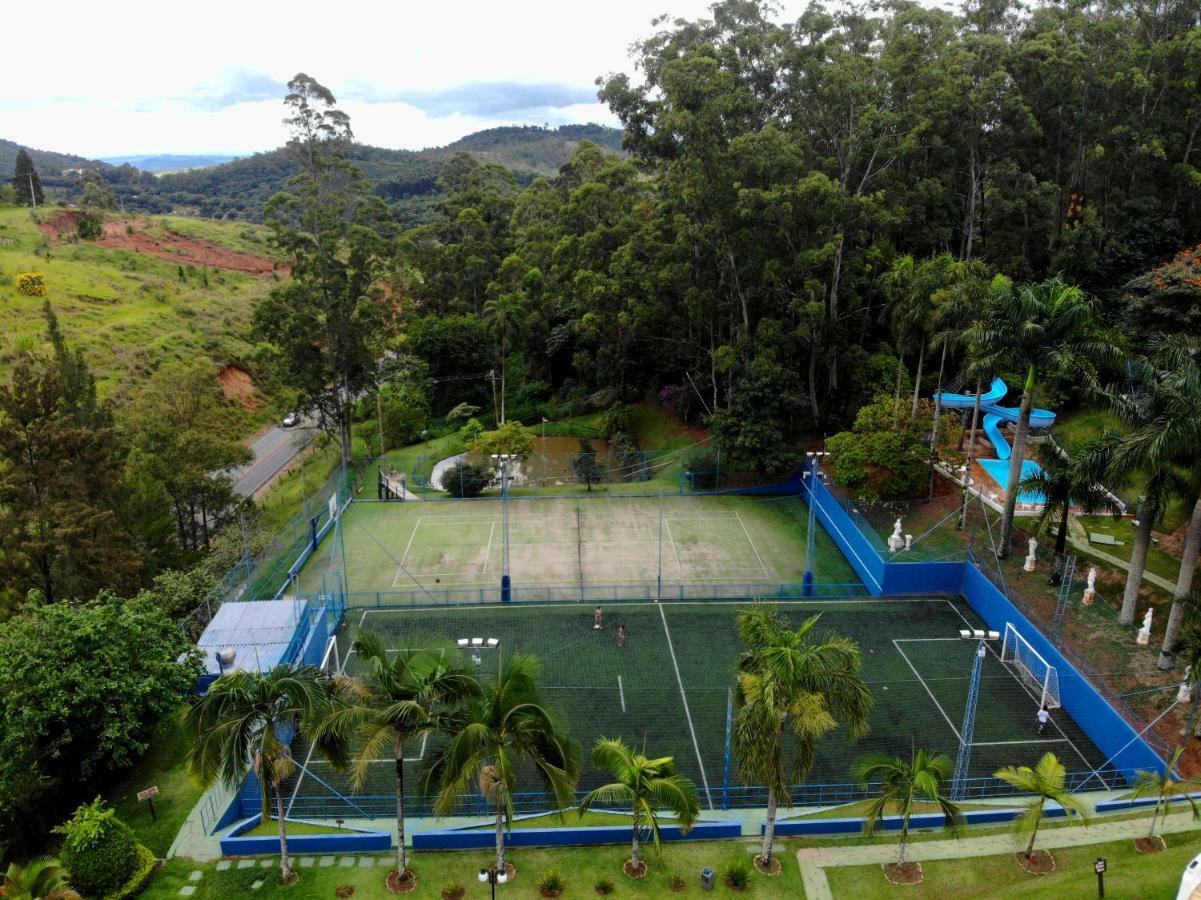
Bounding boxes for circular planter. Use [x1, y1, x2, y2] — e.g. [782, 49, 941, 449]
[1016, 850, 1056, 875]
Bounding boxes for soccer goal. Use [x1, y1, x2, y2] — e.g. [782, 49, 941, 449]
[1001, 623, 1061, 709]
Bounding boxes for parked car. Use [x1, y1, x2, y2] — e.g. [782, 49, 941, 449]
[281, 412, 300, 428]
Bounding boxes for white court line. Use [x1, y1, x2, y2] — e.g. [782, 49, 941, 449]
[482, 521, 496, 575]
[983, 641, 1109, 787]
[972, 739, 1069, 746]
[891, 640, 963, 743]
[618, 675, 626, 713]
[393, 516, 425, 588]
[942, 599, 974, 630]
[663, 520, 684, 573]
[658, 604, 713, 810]
[735, 511, 771, 579]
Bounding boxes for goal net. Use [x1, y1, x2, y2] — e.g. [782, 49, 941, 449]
[1001, 623, 1061, 709]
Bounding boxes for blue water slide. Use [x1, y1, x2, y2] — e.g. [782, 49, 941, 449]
[935, 377, 1056, 461]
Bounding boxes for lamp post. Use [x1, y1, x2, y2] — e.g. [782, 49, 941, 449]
[951, 628, 1000, 801]
[478, 865, 509, 899]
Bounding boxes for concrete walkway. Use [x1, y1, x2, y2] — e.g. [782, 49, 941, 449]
[794, 810, 1201, 900]
[1068, 518, 1178, 593]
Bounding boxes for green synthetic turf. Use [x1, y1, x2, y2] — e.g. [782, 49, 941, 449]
[290, 599, 1112, 814]
[294, 493, 863, 598]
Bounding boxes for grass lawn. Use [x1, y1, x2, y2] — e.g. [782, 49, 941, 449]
[144, 840, 805, 898]
[1076, 514, 1182, 582]
[825, 831, 1201, 898]
[1053, 405, 1122, 449]
[242, 819, 358, 837]
[792, 800, 995, 820]
[105, 706, 205, 857]
[258, 436, 342, 530]
[466, 810, 641, 829]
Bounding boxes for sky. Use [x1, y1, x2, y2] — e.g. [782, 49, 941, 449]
[0, 0, 840, 159]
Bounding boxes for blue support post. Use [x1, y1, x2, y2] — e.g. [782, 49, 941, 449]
[722, 687, 733, 811]
[952, 641, 986, 801]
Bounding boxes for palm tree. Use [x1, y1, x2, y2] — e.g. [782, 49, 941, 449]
[426, 653, 580, 876]
[314, 632, 481, 880]
[578, 738, 700, 875]
[965, 276, 1116, 557]
[1096, 348, 1200, 627]
[1131, 747, 1199, 843]
[0, 859, 80, 900]
[186, 663, 343, 884]
[1018, 441, 1122, 584]
[852, 750, 963, 870]
[481, 293, 527, 424]
[734, 605, 873, 873]
[993, 752, 1088, 861]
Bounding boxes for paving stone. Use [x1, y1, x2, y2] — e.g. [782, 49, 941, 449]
[359, 856, 374, 867]
[178, 888, 196, 897]
[236, 859, 256, 869]
[188, 870, 203, 882]
[260, 859, 273, 868]
[215, 861, 232, 871]
[319, 856, 336, 867]
[251, 880, 265, 891]
[339, 857, 356, 868]
[298, 857, 316, 868]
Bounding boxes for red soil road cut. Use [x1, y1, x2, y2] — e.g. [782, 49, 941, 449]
[217, 364, 259, 411]
[38, 213, 280, 276]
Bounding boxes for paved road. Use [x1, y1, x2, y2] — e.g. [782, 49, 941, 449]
[230, 422, 319, 498]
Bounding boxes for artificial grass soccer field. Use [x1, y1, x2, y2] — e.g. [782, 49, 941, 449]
[285, 598, 1115, 816]
[293, 493, 863, 600]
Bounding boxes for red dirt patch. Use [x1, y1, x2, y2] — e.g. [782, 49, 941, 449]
[388, 868, 417, 893]
[39, 214, 280, 276]
[623, 860, 648, 879]
[1016, 850, 1056, 874]
[218, 364, 259, 410]
[1135, 835, 1166, 853]
[882, 861, 923, 885]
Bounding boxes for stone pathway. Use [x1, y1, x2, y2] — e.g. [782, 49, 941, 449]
[794, 810, 1201, 900]
[1068, 519, 1177, 593]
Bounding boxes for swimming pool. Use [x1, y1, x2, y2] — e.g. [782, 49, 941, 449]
[978, 458, 1046, 503]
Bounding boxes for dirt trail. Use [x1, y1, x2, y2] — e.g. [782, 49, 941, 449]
[38, 212, 280, 276]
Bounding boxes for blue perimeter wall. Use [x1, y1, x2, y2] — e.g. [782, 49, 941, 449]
[803, 472, 1163, 780]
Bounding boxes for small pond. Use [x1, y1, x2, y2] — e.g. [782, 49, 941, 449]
[430, 435, 612, 490]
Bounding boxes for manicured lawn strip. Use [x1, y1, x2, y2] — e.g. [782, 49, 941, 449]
[464, 810, 639, 829]
[824, 831, 1201, 899]
[1077, 514, 1182, 582]
[145, 841, 805, 897]
[242, 819, 359, 837]
[793, 800, 995, 820]
[105, 706, 205, 857]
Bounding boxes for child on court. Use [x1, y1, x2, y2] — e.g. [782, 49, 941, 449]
[617, 624, 626, 648]
[1036, 704, 1050, 735]
[593, 606, 603, 630]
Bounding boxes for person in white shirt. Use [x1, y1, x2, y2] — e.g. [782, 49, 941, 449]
[1036, 705, 1051, 735]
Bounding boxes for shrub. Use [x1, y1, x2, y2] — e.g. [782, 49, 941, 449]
[15, 272, 47, 296]
[108, 843, 157, 900]
[594, 875, 615, 894]
[440, 879, 465, 899]
[76, 212, 103, 240]
[723, 859, 751, 890]
[537, 869, 565, 896]
[600, 402, 633, 439]
[666, 871, 686, 890]
[682, 447, 722, 489]
[55, 799, 140, 898]
[441, 461, 492, 498]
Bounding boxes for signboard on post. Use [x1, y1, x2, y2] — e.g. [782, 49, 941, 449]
[138, 786, 159, 821]
[1095, 857, 1107, 897]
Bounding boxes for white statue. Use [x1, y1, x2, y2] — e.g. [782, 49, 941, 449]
[888, 518, 905, 553]
[1178, 665, 1193, 704]
[1023, 537, 1038, 572]
[1137, 608, 1153, 646]
[1082, 567, 1097, 606]
[904, 534, 913, 552]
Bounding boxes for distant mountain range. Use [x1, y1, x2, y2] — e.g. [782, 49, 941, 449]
[1, 124, 625, 223]
[98, 154, 238, 172]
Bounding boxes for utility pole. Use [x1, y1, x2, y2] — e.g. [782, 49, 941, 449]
[488, 370, 499, 425]
[28, 173, 37, 209]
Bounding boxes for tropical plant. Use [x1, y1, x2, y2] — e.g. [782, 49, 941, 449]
[1018, 441, 1122, 584]
[965, 276, 1116, 557]
[852, 750, 963, 868]
[426, 654, 580, 876]
[595, 875, 616, 894]
[1132, 747, 1199, 842]
[185, 663, 343, 883]
[993, 752, 1088, 860]
[734, 605, 873, 873]
[1094, 343, 1201, 628]
[723, 859, 751, 889]
[15, 272, 47, 296]
[53, 799, 138, 899]
[578, 738, 700, 874]
[536, 869, 565, 896]
[0, 858, 81, 900]
[482, 293, 528, 423]
[314, 632, 479, 879]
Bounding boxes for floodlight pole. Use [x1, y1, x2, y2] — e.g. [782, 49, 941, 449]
[952, 641, 987, 801]
[500, 456, 511, 603]
[657, 491, 664, 600]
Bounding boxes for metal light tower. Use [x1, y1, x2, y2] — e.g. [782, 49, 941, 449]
[500, 455, 511, 602]
[952, 637, 989, 801]
[801, 453, 821, 596]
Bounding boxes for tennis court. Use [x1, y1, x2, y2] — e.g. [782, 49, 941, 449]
[283, 597, 1116, 817]
[292, 493, 863, 599]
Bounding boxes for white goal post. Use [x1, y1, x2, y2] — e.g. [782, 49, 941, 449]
[1001, 623, 1061, 709]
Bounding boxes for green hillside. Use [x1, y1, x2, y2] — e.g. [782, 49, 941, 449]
[0, 204, 279, 419]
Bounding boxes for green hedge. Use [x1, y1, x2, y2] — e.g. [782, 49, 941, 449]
[106, 844, 158, 900]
